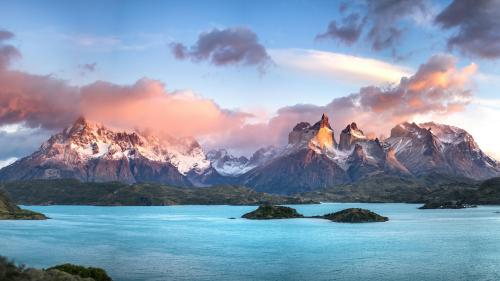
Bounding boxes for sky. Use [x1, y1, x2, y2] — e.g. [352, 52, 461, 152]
[1, 0, 500, 166]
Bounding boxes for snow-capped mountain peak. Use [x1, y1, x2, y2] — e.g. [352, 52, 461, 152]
[0, 117, 212, 185]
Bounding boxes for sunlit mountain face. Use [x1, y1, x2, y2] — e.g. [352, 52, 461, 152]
[1, 114, 498, 194]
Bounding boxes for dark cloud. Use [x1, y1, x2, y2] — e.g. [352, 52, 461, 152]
[169, 27, 272, 72]
[316, 13, 365, 45]
[80, 62, 97, 72]
[78, 62, 97, 76]
[435, 0, 500, 58]
[365, 0, 429, 51]
[318, 0, 430, 54]
[0, 29, 20, 69]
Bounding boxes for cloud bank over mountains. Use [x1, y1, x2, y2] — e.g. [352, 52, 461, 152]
[0, 26, 482, 160]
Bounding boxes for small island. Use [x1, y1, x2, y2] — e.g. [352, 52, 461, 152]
[242, 205, 304, 219]
[0, 191, 47, 220]
[419, 200, 477, 209]
[242, 205, 388, 223]
[318, 208, 388, 223]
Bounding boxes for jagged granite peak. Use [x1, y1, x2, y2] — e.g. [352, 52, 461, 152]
[312, 113, 333, 130]
[338, 122, 367, 151]
[0, 117, 215, 185]
[287, 113, 337, 156]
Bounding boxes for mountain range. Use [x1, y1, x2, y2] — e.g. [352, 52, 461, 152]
[0, 114, 498, 194]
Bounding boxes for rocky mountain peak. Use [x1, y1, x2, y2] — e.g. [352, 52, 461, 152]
[312, 113, 332, 130]
[309, 114, 336, 154]
[338, 122, 367, 151]
[292, 122, 311, 132]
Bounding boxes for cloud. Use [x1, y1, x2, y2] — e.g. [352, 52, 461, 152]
[318, 0, 431, 54]
[0, 29, 250, 156]
[80, 62, 97, 72]
[271, 49, 412, 84]
[440, 102, 500, 161]
[169, 27, 272, 72]
[435, 0, 500, 58]
[79, 79, 249, 138]
[0, 71, 248, 140]
[215, 54, 477, 154]
[0, 68, 81, 129]
[0, 29, 482, 158]
[78, 62, 97, 76]
[0, 29, 20, 69]
[366, 0, 430, 51]
[316, 13, 365, 45]
[0, 126, 52, 161]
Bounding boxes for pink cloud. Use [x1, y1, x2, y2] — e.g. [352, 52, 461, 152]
[0, 29, 477, 156]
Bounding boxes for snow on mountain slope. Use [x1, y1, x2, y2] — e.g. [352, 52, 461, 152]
[206, 149, 250, 176]
[0, 117, 212, 185]
[207, 146, 282, 176]
[385, 122, 500, 179]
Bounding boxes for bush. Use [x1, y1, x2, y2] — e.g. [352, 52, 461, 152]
[47, 264, 112, 281]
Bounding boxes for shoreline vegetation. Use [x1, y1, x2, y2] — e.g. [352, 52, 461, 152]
[0, 174, 499, 208]
[1, 179, 317, 206]
[242, 205, 388, 223]
[0, 256, 112, 281]
[0, 191, 47, 220]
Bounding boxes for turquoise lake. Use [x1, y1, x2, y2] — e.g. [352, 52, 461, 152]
[2, 203, 500, 281]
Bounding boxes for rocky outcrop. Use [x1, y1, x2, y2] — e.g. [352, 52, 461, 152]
[242, 205, 304, 219]
[242, 205, 388, 223]
[319, 208, 388, 223]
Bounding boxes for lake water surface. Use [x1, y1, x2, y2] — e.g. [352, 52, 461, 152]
[2, 203, 500, 281]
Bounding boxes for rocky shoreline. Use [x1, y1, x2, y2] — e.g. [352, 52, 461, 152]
[0, 191, 47, 220]
[419, 200, 477, 209]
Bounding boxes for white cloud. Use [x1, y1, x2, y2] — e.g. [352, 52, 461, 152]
[270, 48, 413, 85]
